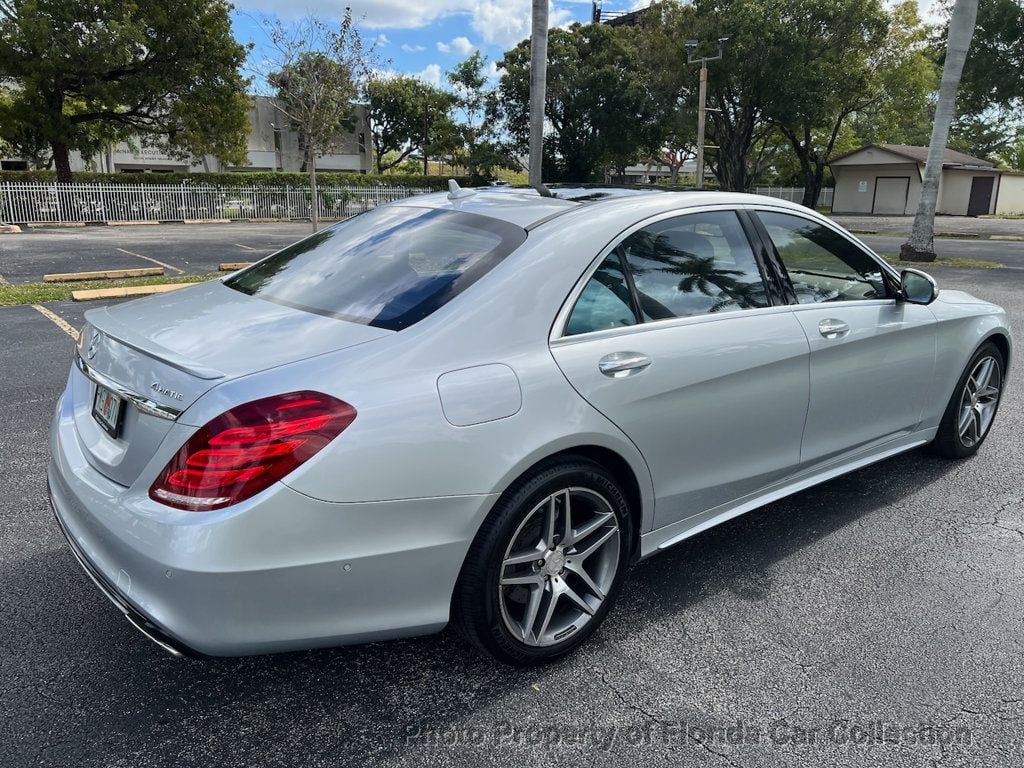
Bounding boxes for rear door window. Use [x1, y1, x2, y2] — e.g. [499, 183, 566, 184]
[226, 205, 527, 331]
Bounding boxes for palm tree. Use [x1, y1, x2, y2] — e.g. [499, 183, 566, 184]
[900, 0, 979, 262]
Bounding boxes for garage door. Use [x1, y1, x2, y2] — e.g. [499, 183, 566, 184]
[872, 177, 910, 215]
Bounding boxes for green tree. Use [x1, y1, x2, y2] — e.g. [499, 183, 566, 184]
[940, 0, 1024, 159]
[260, 11, 374, 231]
[0, 0, 250, 182]
[498, 23, 664, 182]
[766, 0, 890, 207]
[849, 3, 938, 149]
[366, 76, 458, 173]
[447, 52, 517, 182]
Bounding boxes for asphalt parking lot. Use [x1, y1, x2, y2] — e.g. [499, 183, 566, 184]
[0, 222, 315, 282]
[2, 265, 1023, 767]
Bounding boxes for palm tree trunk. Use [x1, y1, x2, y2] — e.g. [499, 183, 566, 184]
[901, 0, 979, 262]
[528, 0, 551, 196]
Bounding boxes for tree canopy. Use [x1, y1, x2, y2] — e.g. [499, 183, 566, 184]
[0, 0, 251, 181]
[499, 23, 666, 182]
[366, 76, 458, 173]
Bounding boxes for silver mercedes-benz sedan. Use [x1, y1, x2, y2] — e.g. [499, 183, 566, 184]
[49, 186, 1010, 664]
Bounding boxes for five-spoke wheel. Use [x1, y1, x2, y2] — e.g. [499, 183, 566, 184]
[498, 488, 620, 647]
[931, 341, 1005, 458]
[454, 456, 631, 665]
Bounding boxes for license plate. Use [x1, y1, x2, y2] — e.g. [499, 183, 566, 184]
[92, 384, 124, 438]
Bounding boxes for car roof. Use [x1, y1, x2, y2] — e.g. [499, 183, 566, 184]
[395, 185, 814, 229]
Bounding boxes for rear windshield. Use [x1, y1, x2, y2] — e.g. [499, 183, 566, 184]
[225, 205, 527, 331]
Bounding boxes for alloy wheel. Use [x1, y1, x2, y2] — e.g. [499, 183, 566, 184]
[958, 355, 1002, 448]
[498, 487, 621, 647]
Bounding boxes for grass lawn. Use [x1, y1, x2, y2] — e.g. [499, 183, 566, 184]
[881, 255, 1002, 269]
[0, 273, 218, 306]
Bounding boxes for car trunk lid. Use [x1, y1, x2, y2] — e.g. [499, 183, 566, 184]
[71, 280, 391, 487]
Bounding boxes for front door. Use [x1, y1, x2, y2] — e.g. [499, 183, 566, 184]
[550, 209, 810, 529]
[967, 176, 995, 216]
[754, 209, 937, 467]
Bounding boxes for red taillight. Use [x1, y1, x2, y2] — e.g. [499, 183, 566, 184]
[149, 391, 356, 511]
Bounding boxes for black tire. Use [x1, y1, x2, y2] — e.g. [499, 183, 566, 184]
[929, 341, 1005, 459]
[453, 456, 633, 666]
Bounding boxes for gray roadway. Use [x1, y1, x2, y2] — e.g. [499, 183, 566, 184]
[1, 265, 1023, 766]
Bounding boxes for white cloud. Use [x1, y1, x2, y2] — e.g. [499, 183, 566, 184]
[414, 63, 442, 86]
[470, 1, 572, 47]
[486, 59, 503, 80]
[375, 33, 390, 46]
[401, 43, 426, 52]
[437, 35, 475, 55]
[451, 35, 475, 55]
[235, 1, 572, 48]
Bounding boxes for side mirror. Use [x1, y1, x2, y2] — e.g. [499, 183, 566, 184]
[898, 268, 937, 305]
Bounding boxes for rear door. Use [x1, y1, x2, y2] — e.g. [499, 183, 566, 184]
[752, 208, 937, 468]
[550, 208, 810, 529]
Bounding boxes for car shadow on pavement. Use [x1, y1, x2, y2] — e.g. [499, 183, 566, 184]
[6, 446, 964, 766]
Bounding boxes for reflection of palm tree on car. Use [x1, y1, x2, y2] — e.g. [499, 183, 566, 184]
[625, 230, 745, 298]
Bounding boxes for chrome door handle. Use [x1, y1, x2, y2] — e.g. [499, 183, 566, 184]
[818, 318, 850, 339]
[599, 351, 652, 378]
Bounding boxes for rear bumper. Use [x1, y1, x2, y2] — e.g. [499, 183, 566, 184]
[48, 482, 201, 658]
[48, 391, 498, 657]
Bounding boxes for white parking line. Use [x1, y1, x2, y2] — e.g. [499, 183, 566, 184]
[31, 304, 80, 342]
[233, 243, 257, 251]
[116, 247, 185, 274]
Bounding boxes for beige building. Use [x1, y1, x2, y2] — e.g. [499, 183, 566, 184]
[0, 95, 371, 175]
[830, 144, 1024, 216]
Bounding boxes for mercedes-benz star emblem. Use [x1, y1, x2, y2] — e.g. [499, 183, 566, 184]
[86, 332, 101, 360]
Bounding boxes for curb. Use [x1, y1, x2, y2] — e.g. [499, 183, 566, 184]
[0, 224, 21, 234]
[71, 283, 191, 302]
[105, 220, 161, 227]
[44, 267, 164, 283]
[183, 218, 230, 224]
[218, 262, 253, 271]
[26, 222, 85, 229]
[990, 235, 1024, 241]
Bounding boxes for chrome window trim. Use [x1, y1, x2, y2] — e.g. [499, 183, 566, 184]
[549, 203, 772, 343]
[74, 351, 183, 421]
[550, 302, 799, 348]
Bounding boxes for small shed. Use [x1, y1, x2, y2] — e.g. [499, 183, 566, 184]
[829, 144, 1024, 216]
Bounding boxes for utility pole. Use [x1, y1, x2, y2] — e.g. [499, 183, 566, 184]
[529, 0, 552, 196]
[685, 37, 728, 190]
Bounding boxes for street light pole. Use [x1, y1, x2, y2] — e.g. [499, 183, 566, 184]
[686, 38, 728, 191]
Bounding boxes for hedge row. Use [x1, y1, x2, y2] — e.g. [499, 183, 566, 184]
[0, 170, 474, 189]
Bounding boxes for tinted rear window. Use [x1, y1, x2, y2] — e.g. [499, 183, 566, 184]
[225, 205, 527, 330]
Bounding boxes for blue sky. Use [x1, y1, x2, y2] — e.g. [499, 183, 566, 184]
[231, 0, 941, 89]
[230, 0, 641, 87]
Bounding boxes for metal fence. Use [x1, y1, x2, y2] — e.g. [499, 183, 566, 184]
[0, 182, 433, 225]
[752, 186, 834, 208]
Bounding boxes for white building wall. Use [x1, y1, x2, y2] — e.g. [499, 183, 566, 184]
[995, 174, 1024, 215]
[1, 96, 371, 175]
[831, 163, 921, 214]
[937, 169, 999, 216]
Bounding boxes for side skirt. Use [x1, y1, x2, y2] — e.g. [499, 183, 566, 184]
[639, 429, 937, 559]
